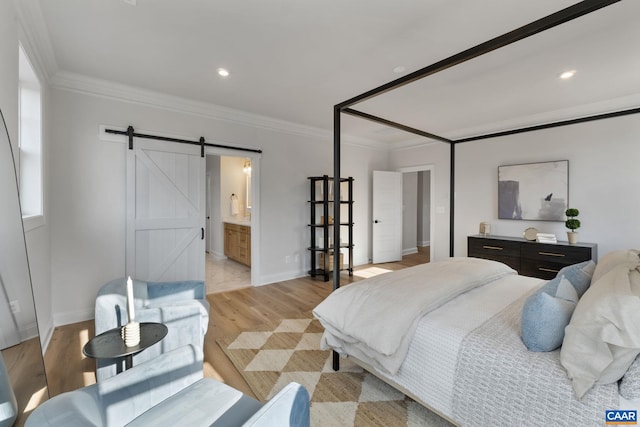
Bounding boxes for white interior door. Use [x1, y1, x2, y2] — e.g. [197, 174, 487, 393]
[372, 170, 403, 264]
[205, 173, 211, 253]
[126, 139, 205, 282]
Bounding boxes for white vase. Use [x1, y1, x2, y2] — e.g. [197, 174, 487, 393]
[567, 231, 579, 244]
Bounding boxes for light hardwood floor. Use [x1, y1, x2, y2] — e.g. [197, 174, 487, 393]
[34, 249, 430, 408]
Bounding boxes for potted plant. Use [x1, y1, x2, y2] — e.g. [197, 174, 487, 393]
[565, 208, 580, 244]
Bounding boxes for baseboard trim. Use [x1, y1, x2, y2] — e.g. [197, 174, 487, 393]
[402, 247, 418, 256]
[53, 308, 94, 328]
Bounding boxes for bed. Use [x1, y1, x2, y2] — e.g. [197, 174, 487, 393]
[313, 251, 640, 426]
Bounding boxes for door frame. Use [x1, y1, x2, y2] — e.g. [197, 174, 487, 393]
[397, 164, 435, 261]
[205, 146, 261, 286]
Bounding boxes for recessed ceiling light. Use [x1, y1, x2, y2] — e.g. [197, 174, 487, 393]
[559, 70, 576, 80]
[217, 68, 230, 77]
[393, 66, 406, 74]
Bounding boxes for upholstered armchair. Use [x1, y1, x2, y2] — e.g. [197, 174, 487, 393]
[94, 278, 209, 381]
[0, 355, 17, 427]
[25, 345, 310, 427]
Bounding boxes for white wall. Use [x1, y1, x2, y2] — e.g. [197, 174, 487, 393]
[342, 143, 390, 264]
[48, 87, 388, 324]
[391, 115, 640, 261]
[417, 171, 431, 246]
[0, 1, 54, 348]
[0, 2, 18, 140]
[402, 172, 418, 254]
[206, 155, 223, 257]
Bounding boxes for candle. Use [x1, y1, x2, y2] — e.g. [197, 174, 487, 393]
[126, 276, 136, 322]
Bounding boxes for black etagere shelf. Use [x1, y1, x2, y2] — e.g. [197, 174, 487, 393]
[307, 175, 354, 281]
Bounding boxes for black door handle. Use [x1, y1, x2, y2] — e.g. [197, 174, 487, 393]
[201, 228, 204, 240]
[374, 220, 380, 224]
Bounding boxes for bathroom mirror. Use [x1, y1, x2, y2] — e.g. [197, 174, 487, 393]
[244, 159, 252, 211]
[0, 108, 48, 426]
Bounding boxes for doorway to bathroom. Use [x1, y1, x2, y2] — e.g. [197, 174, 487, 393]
[205, 151, 260, 294]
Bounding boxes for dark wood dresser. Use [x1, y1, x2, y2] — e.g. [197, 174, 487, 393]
[468, 234, 597, 280]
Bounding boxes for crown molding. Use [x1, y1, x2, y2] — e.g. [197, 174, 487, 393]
[390, 137, 443, 151]
[445, 93, 640, 141]
[388, 93, 640, 152]
[50, 71, 389, 151]
[12, 0, 58, 81]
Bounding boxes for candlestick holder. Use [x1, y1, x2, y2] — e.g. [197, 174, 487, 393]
[121, 321, 140, 347]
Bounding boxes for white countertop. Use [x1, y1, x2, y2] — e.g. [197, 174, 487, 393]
[224, 218, 251, 226]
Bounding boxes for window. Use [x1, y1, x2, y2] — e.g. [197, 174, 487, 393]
[18, 43, 43, 227]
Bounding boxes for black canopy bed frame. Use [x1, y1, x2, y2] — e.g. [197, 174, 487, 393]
[330, 0, 639, 369]
[331, 0, 638, 288]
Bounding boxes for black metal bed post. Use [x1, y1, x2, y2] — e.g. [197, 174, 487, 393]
[332, 106, 341, 371]
[449, 142, 455, 257]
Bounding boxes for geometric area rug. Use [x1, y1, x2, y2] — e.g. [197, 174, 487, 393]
[217, 313, 455, 427]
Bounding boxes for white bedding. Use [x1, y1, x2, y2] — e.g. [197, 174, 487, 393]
[313, 257, 516, 374]
[316, 257, 640, 425]
[360, 273, 543, 417]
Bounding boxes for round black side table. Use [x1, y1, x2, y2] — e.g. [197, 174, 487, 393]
[83, 322, 168, 370]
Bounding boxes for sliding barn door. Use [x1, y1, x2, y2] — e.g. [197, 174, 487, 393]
[126, 139, 205, 282]
[372, 170, 403, 264]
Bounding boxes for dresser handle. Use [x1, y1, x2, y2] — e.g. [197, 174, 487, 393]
[539, 267, 560, 273]
[482, 245, 503, 251]
[538, 251, 565, 257]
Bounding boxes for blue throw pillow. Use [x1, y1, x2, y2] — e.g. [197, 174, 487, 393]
[556, 260, 595, 297]
[520, 260, 596, 352]
[521, 276, 579, 352]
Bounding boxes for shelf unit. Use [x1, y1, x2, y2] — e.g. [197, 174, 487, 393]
[307, 175, 354, 281]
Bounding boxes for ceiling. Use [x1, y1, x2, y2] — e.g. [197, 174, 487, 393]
[29, 0, 640, 145]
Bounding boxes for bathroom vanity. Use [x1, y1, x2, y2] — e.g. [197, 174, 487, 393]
[224, 221, 251, 266]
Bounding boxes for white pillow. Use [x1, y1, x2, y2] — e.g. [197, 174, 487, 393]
[560, 257, 640, 399]
[591, 249, 640, 283]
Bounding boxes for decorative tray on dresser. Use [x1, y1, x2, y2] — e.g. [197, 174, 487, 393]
[468, 234, 597, 280]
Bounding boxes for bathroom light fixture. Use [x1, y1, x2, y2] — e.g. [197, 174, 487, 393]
[217, 68, 230, 77]
[559, 70, 576, 80]
[243, 159, 251, 175]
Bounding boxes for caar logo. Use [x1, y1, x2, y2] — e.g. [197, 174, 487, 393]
[606, 410, 637, 425]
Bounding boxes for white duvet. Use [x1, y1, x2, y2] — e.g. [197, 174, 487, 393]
[313, 257, 516, 374]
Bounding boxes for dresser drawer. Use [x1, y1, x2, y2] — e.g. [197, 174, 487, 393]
[468, 237, 521, 272]
[520, 242, 593, 279]
[521, 243, 592, 265]
[520, 261, 566, 280]
[468, 237, 520, 257]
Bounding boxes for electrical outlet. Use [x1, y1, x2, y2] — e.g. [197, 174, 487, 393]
[294, 254, 299, 263]
[285, 255, 291, 264]
[10, 300, 20, 313]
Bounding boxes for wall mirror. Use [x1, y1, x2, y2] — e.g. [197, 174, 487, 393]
[244, 158, 252, 211]
[0, 108, 48, 426]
